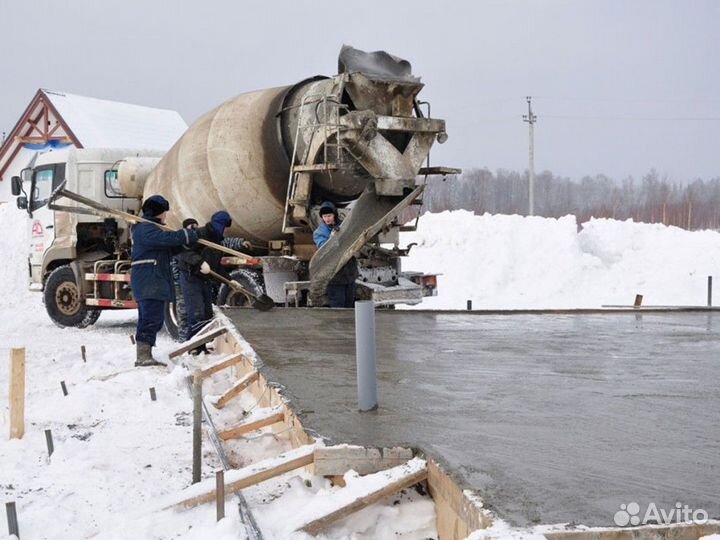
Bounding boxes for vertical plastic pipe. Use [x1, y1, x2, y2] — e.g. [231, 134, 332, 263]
[355, 301, 378, 412]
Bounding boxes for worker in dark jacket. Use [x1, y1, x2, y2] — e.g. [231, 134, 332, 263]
[131, 195, 198, 366]
[313, 201, 359, 308]
[175, 211, 234, 345]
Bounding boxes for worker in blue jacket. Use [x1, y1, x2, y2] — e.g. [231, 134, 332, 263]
[131, 195, 198, 366]
[313, 201, 359, 308]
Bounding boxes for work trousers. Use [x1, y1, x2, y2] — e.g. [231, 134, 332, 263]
[136, 299, 165, 346]
[179, 271, 214, 339]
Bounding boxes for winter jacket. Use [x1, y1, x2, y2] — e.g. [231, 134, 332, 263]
[313, 219, 359, 285]
[175, 223, 233, 281]
[130, 218, 198, 302]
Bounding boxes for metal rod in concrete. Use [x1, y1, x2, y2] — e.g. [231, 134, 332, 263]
[80, 345, 86, 362]
[708, 276, 713, 307]
[355, 301, 378, 412]
[44, 429, 54, 457]
[192, 371, 202, 484]
[216, 469, 225, 521]
[5, 501, 19, 538]
[60, 381, 68, 396]
[467, 300, 472, 311]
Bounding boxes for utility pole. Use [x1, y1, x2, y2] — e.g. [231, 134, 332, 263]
[522, 96, 537, 216]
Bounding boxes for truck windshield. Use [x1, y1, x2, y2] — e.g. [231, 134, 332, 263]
[32, 168, 54, 209]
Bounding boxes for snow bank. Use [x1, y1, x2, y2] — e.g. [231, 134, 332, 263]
[401, 210, 720, 309]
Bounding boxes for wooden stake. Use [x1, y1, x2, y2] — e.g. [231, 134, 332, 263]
[192, 371, 202, 484]
[130, 334, 136, 345]
[216, 469, 225, 521]
[149, 387, 157, 401]
[80, 345, 86, 362]
[633, 294, 643, 308]
[9, 348, 25, 440]
[60, 381, 68, 396]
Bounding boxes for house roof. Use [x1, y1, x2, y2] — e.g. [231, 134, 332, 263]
[0, 89, 187, 180]
[43, 90, 188, 150]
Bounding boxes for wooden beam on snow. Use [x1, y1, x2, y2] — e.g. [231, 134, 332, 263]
[213, 370, 259, 409]
[198, 352, 244, 380]
[165, 444, 316, 510]
[313, 445, 414, 476]
[296, 458, 428, 535]
[169, 326, 228, 358]
[218, 406, 285, 440]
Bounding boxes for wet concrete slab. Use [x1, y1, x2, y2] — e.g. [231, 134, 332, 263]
[223, 308, 720, 527]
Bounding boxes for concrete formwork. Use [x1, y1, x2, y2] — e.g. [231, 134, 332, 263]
[223, 308, 719, 531]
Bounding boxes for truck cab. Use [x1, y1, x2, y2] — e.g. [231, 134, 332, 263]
[12, 147, 163, 326]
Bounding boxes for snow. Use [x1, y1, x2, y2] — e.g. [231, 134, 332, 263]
[402, 210, 720, 309]
[3, 198, 720, 539]
[44, 90, 188, 151]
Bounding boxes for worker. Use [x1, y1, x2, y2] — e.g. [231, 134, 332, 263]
[313, 201, 359, 308]
[175, 210, 235, 350]
[131, 195, 198, 367]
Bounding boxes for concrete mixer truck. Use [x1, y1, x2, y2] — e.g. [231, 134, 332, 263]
[11, 46, 459, 331]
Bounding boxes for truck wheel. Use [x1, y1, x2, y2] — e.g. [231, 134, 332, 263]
[164, 301, 183, 342]
[216, 269, 265, 307]
[44, 265, 101, 328]
[164, 262, 186, 342]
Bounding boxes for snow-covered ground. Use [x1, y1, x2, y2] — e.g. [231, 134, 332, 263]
[2, 201, 719, 540]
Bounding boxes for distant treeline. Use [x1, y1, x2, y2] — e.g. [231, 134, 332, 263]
[413, 168, 720, 230]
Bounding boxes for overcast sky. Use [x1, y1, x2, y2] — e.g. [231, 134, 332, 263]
[1, 0, 718, 181]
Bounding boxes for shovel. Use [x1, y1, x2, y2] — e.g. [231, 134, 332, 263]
[206, 269, 274, 311]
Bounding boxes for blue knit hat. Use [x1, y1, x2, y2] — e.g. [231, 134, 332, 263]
[210, 210, 232, 236]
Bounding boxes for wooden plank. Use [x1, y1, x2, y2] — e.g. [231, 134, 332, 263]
[427, 457, 491, 539]
[198, 352, 244, 379]
[313, 445, 414, 476]
[165, 444, 316, 510]
[297, 458, 428, 535]
[169, 327, 228, 358]
[213, 371, 259, 409]
[218, 407, 286, 440]
[9, 348, 25, 439]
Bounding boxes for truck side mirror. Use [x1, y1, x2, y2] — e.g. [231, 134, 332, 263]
[11, 176, 22, 196]
[16, 196, 28, 210]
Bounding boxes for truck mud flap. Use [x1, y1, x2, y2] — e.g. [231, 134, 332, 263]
[308, 182, 424, 305]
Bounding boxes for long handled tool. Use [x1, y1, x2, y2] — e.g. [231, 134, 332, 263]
[206, 269, 274, 311]
[49, 186, 273, 310]
[50, 186, 260, 265]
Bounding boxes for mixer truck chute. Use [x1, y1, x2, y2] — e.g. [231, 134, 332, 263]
[14, 46, 459, 329]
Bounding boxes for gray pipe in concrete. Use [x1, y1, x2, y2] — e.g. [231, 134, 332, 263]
[355, 301, 378, 411]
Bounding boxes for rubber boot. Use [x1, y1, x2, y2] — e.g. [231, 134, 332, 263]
[135, 341, 166, 367]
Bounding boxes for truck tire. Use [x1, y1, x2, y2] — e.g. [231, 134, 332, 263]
[216, 269, 265, 307]
[164, 262, 185, 342]
[44, 265, 101, 328]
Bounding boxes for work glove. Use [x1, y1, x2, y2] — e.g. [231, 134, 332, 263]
[199, 262, 211, 275]
[229, 280, 244, 291]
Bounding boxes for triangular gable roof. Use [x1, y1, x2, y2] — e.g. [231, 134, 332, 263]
[0, 89, 187, 180]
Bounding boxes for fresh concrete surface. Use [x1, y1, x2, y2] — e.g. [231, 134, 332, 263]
[224, 308, 719, 527]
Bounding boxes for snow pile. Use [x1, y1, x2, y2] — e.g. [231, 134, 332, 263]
[0, 202, 35, 310]
[402, 210, 720, 309]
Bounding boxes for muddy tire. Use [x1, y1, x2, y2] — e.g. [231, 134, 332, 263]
[216, 269, 265, 307]
[44, 265, 101, 328]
